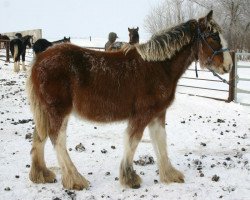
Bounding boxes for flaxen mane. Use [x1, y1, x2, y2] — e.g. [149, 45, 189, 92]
[135, 20, 197, 61]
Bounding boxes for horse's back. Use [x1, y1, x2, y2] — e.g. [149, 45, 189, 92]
[31, 43, 142, 122]
[32, 42, 137, 91]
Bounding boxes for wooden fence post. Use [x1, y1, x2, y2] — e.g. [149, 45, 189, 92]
[227, 51, 235, 102]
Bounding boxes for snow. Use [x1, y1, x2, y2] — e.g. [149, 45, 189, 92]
[0, 47, 250, 200]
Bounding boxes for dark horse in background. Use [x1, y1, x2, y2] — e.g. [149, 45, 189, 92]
[0, 34, 10, 49]
[33, 37, 70, 55]
[27, 11, 232, 190]
[107, 27, 139, 51]
[10, 35, 33, 72]
[128, 27, 139, 44]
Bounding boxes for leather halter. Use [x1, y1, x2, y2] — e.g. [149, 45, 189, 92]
[195, 27, 230, 81]
[197, 27, 229, 64]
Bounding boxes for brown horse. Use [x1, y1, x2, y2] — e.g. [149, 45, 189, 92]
[27, 11, 232, 190]
[128, 27, 139, 44]
[0, 34, 10, 49]
[107, 27, 139, 51]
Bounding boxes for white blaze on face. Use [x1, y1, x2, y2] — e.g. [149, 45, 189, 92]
[219, 34, 233, 72]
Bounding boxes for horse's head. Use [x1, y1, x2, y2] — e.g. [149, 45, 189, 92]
[15, 33, 22, 39]
[63, 37, 71, 43]
[197, 10, 232, 74]
[128, 27, 139, 45]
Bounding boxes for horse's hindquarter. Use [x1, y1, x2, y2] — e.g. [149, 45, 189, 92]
[10, 39, 23, 56]
[32, 44, 139, 122]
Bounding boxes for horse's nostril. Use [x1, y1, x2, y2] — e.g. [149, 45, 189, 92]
[223, 66, 230, 73]
[227, 64, 233, 72]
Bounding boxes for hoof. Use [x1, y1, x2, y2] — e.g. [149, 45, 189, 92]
[160, 167, 185, 184]
[120, 166, 142, 189]
[62, 172, 89, 190]
[29, 167, 56, 184]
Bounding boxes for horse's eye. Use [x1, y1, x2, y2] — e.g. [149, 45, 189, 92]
[211, 33, 220, 42]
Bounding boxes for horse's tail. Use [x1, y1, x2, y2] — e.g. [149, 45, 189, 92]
[26, 70, 49, 141]
[13, 45, 18, 61]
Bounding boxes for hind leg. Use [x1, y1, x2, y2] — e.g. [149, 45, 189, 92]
[148, 112, 184, 184]
[52, 117, 89, 190]
[119, 119, 145, 188]
[22, 53, 26, 71]
[29, 127, 56, 183]
[14, 57, 20, 73]
[13, 60, 20, 73]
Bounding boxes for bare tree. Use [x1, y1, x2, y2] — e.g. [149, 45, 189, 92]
[190, 0, 250, 50]
[144, 0, 250, 51]
[144, 0, 206, 34]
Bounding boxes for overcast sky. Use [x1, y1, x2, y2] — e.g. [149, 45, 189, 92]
[1, 0, 162, 41]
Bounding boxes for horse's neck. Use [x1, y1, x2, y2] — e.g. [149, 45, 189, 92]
[21, 38, 30, 48]
[52, 39, 63, 44]
[129, 38, 139, 45]
[129, 41, 137, 45]
[22, 37, 28, 43]
[166, 42, 197, 81]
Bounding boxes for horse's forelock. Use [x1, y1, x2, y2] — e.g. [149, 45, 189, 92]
[208, 20, 222, 33]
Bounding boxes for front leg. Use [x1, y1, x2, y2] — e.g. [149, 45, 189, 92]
[119, 122, 144, 188]
[148, 112, 184, 184]
[120, 161, 141, 189]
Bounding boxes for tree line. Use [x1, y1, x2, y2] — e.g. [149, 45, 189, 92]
[144, 0, 250, 52]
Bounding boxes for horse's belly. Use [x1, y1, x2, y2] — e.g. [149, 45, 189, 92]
[73, 96, 132, 122]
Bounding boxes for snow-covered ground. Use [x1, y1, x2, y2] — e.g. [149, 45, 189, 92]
[0, 46, 250, 200]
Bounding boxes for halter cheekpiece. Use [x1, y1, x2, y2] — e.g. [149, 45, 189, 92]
[197, 27, 229, 63]
[195, 27, 230, 80]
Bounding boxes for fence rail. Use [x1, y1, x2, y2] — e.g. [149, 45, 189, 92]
[1, 46, 248, 104]
[234, 52, 250, 106]
[83, 47, 235, 102]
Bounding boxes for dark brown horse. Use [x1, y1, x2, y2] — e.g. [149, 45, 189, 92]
[10, 35, 33, 72]
[27, 11, 232, 190]
[128, 27, 139, 44]
[32, 37, 71, 55]
[0, 34, 10, 49]
[107, 27, 139, 51]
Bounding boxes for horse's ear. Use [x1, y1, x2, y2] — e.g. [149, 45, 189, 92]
[136, 27, 139, 31]
[199, 10, 213, 30]
[206, 10, 213, 22]
[128, 28, 131, 32]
